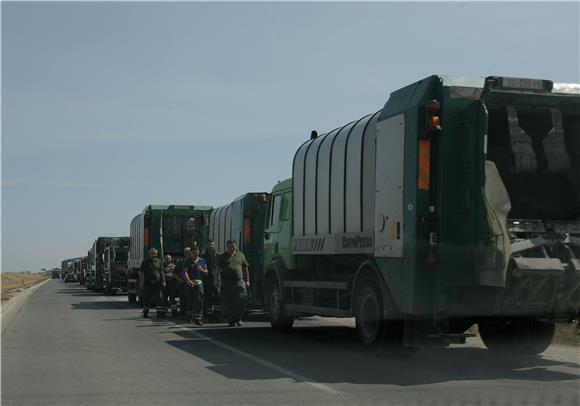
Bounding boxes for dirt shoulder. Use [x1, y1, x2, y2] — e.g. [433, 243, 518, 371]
[1, 273, 48, 307]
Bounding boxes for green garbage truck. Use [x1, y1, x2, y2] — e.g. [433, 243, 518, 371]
[262, 75, 580, 353]
[103, 237, 130, 295]
[208, 193, 270, 303]
[127, 205, 213, 303]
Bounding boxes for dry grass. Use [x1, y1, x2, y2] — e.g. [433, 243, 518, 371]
[467, 322, 580, 346]
[1, 273, 47, 304]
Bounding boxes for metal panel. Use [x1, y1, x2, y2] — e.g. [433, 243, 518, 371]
[304, 135, 327, 235]
[345, 115, 371, 233]
[231, 198, 243, 249]
[362, 112, 380, 232]
[330, 122, 355, 233]
[293, 142, 309, 236]
[316, 129, 339, 235]
[218, 206, 227, 252]
[225, 205, 233, 248]
[375, 114, 405, 257]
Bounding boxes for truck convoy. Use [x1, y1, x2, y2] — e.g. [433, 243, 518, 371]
[127, 205, 213, 303]
[259, 75, 580, 354]
[59, 75, 579, 354]
[103, 237, 130, 295]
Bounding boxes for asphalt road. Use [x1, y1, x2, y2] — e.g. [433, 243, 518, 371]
[2, 279, 579, 406]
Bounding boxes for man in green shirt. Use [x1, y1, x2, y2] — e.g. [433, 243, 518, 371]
[217, 240, 249, 327]
[139, 248, 166, 318]
[201, 239, 220, 320]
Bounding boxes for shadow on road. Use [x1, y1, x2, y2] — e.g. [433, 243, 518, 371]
[166, 324, 580, 387]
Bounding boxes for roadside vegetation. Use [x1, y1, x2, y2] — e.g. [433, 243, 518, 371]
[1, 273, 47, 304]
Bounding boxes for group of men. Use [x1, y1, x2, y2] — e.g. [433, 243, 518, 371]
[139, 239, 250, 327]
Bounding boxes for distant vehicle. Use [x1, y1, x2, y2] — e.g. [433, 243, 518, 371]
[103, 237, 130, 295]
[52, 270, 61, 279]
[64, 272, 77, 283]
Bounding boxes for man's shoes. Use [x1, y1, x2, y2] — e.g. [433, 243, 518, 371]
[228, 322, 235, 327]
[195, 320, 203, 326]
[236, 321, 242, 327]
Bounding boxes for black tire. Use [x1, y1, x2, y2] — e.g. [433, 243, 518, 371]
[266, 276, 294, 332]
[128, 293, 137, 303]
[355, 282, 387, 352]
[479, 318, 555, 355]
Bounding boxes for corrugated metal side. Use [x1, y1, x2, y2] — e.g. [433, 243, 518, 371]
[304, 134, 327, 235]
[330, 121, 355, 233]
[292, 111, 381, 249]
[316, 129, 339, 235]
[292, 141, 310, 236]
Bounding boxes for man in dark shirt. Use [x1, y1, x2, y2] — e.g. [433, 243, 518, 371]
[201, 239, 220, 320]
[182, 246, 208, 325]
[217, 240, 249, 327]
[139, 248, 166, 318]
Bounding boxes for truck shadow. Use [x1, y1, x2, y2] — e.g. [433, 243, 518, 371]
[165, 324, 580, 387]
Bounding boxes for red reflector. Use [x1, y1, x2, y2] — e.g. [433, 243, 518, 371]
[418, 140, 431, 190]
[427, 253, 438, 265]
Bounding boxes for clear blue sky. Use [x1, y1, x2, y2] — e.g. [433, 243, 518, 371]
[2, 1, 579, 272]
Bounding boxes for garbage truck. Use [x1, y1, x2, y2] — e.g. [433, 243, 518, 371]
[127, 205, 213, 303]
[103, 237, 130, 295]
[261, 75, 580, 353]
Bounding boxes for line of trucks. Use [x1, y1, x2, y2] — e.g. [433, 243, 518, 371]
[61, 75, 580, 354]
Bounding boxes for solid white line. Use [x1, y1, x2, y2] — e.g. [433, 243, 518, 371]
[186, 329, 340, 395]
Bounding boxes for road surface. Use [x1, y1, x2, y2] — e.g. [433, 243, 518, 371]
[2, 279, 579, 405]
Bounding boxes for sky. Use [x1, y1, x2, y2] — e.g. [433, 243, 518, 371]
[2, 1, 579, 272]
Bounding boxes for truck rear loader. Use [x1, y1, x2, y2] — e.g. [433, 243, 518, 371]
[262, 75, 580, 353]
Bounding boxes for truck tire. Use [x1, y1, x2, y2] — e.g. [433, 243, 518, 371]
[266, 276, 294, 331]
[128, 293, 137, 303]
[479, 318, 555, 355]
[355, 282, 387, 351]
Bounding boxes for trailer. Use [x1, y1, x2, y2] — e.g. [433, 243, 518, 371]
[103, 237, 130, 295]
[127, 205, 213, 303]
[208, 193, 269, 302]
[85, 248, 94, 290]
[261, 75, 580, 353]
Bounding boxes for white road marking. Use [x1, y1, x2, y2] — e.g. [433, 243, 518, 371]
[174, 326, 340, 395]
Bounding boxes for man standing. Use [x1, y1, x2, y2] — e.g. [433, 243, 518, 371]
[162, 254, 177, 316]
[173, 247, 191, 316]
[217, 240, 249, 327]
[139, 248, 166, 318]
[182, 246, 208, 325]
[201, 239, 220, 321]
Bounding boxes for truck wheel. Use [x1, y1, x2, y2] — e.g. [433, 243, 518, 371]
[355, 283, 387, 351]
[128, 294, 137, 303]
[266, 276, 294, 331]
[479, 318, 555, 355]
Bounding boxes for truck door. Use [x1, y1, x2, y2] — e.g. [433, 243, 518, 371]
[264, 193, 283, 265]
